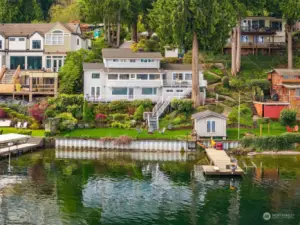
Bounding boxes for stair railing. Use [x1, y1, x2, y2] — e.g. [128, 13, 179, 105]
[0, 65, 6, 83]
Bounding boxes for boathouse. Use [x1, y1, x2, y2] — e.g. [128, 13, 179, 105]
[192, 110, 227, 139]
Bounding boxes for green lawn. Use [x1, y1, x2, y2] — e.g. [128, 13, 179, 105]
[0, 127, 45, 137]
[63, 128, 192, 140]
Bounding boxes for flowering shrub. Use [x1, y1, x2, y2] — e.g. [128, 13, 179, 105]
[95, 113, 107, 121]
[99, 136, 115, 142]
[28, 102, 48, 122]
[55, 113, 77, 131]
[113, 136, 133, 145]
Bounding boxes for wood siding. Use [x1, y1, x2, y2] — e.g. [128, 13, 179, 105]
[194, 116, 227, 137]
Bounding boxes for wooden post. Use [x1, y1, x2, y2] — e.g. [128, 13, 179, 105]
[54, 76, 58, 97]
[268, 35, 271, 56]
[260, 124, 262, 137]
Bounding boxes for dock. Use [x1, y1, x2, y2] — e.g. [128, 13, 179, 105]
[0, 134, 43, 158]
[203, 148, 244, 176]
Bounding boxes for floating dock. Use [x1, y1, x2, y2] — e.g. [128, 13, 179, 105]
[203, 148, 244, 176]
[0, 134, 43, 158]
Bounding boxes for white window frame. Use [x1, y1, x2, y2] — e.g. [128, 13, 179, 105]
[207, 120, 216, 133]
[142, 88, 157, 95]
[92, 73, 100, 79]
[45, 30, 65, 45]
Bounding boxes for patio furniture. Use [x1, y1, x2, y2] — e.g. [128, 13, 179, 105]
[22, 122, 28, 129]
[159, 127, 166, 134]
[15, 122, 22, 128]
[0, 120, 12, 127]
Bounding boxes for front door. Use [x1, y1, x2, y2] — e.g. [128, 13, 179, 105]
[128, 88, 134, 99]
[53, 59, 63, 72]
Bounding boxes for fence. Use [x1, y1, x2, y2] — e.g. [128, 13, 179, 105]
[200, 140, 240, 150]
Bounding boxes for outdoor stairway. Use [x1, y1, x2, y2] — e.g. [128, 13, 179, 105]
[145, 89, 193, 131]
[0, 70, 15, 84]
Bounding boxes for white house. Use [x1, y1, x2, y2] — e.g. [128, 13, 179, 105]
[83, 48, 207, 103]
[192, 110, 227, 138]
[0, 22, 91, 71]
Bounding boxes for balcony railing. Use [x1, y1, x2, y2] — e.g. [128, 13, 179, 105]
[15, 84, 56, 93]
[163, 80, 207, 88]
[241, 26, 280, 33]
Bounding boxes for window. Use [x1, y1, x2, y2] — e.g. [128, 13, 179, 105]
[108, 74, 118, 80]
[241, 35, 249, 43]
[120, 59, 127, 62]
[271, 21, 282, 31]
[96, 87, 100, 96]
[77, 38, 80, 46]
[137, 74, 148, 80]
[113, 59, 119, 62]
[91, 87, 100, 96]
[9, 38, 15, 41]
[185, 73, 192, 80]
[149, 74, 160, 80]
[173, 73, 184, 80]
[91, 87, 95, 96]
[296, 89, 300, 97]
[255, 36, 264, 43]
[120, 74, 129, 80]
[46, 56, 51, 69]
[207, 121, 216, 133]
[148, 59, 154, 62]
[166, 89, 173, 92]
[27, 56, 42, 70]
[32, 40, 41, 49]
[130, 59, 136, 63]
[0, 40, 2, 49]
[92, 73, 100, 79]
[19, 38, 25, 41]
[45, 30, 64, 45]
[142, 88, 157, 95]
[130, 74, 135, 79]
[141, 59, 151, 63]
[112, 87, 127, 95]
[176, 89, 183, 92]
[10, 56, 25, 69]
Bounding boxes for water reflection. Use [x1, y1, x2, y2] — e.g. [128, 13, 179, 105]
[0, 150, 298, 225]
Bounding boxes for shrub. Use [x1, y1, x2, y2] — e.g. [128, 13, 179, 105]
[67, 105, 82, 119]
[249, 79, 270, 92]
[0, 109, 6, 118]
[203, 71, 221, 85]
[111, 121, 131, 129]
[207, 104, 224, 114]
[172, 115, 186, 125]
[228, 104, 253, 127]
[109, 100, 130, 113]
[134, 105, 145, 121]
[196, 106, 208, 112]
[230, 78, 246, 91]
[222, 76, 230, 88]
[55, 113, 77, 131]
[280, 109, 297, 127]
[111, 113, 129, 121]
[28, 102, 48, 122]
[171, 99, 193, 113]
[113, 136, 133, 145]
[48, 94, 84, 111]
[18, 130, 32, 135]
[95, 102, 109, 114]
[131, 99, 152, 109]
[29, 122, 40, 130]
[82, 100, 94, 122]
[95, 113, 107, 121]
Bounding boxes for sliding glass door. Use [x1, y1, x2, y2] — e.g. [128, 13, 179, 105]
[10, 56, 25, 69]
[27, 56, 42, 70]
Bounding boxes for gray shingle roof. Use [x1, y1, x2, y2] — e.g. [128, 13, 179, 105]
[192, 110, 227, 120]
[83, 63, 105, 70]
[102, 48, 163, 59]
[162, 63, 202, 71]
[0, 22, 79, 37]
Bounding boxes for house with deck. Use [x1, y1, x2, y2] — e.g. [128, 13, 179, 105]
[224, 16, 286, 55]
[254, 69, 300, 119]
[0, 22, 91, 101]
[83, 48, 207, 130]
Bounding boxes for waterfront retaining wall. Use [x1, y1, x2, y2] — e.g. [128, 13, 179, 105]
[55, 138, 191, 152]
[200, 140, 240, 150]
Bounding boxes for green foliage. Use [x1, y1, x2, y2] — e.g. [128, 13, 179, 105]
[222, 76, 230, 88]
[91, 37, 108, 60]
[49, 1, 80, 22]
[94, 103, 110, 114]
[171, 99, 193, 113]
[110, 121, 131, 129]
[55, 113, 77, 132]
[183, 51, 205, 64]
[0, 107, 34, 123]
[29, 122, 40, 130]
[134, 105, 145, 121]
[207, 104, 224, 114]
[109, 100, 130, 113]
[131, 99, 153, 109]
[249, 79, 270, 92]
[228, 104, 253, 127]
[83, 100, 94, 122]
[241, 133, 300, 151]
[111, 113, 130, 121]
[203, 71, 221, 85]
[59, 49, 96, 94]
[172, 115, 186, 125]
[280, 109, 297, 127]
[131, 37, 160, 52]
[67, 105, 82, 119]
[230, 78, 246, 91]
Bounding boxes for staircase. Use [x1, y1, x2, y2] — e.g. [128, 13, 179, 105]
[146, 89, 193, 131]
[0, 70, 15, 84]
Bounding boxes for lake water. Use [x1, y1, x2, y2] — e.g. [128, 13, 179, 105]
[0, 149, 299, 225]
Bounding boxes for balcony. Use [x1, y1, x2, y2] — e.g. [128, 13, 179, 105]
[224, 42, 285, 49]
[106, 79, 163, 88]
[241, 26, 278, 35]
[163, 80, 207, 88]
[16, 84, 56, 94]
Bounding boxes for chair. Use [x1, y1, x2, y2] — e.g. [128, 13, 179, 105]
[22, 122, 28, 129]
[159, 127, 166, 134]
[286, 126, 292, 132]
[15, 122, 22, 128]
[294, 125, 299, 132]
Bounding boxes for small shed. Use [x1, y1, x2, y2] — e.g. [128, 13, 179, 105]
[192, 110, 227, 138]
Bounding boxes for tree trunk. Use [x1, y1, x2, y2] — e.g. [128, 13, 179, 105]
[103, 17, 107, 41]
[231, 27, 237, 76]
[287, 25, 293, 69]
[116, 10, 121, 47]
[132, 21, 138, 42]
[107, 22, 111, 45]
[236, 18, 241, 73]
[192, 32, 200, 107]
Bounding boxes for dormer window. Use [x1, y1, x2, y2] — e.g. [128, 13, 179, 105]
[32, 40, 41, 49]
[45, 30, 64, 45]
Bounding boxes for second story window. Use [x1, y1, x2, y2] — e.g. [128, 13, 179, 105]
[32, 40, 41, 49]
[173, 73, 183, 80]
[108, 74, 118, 80]
[113, 59, 119, 62]
[77, 38, 80, 46]
[19, 38, 25, 41]
[45, 30, 64, 45]
[130, 59, 136, 63]
[9, 38, 16, 41]
[185, 73, 192, 80]
[92, 73, 100, 79]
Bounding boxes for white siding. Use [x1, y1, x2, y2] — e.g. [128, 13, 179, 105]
[29, 33, 44, 50]
[194, 116, 227, 137]
[164, 70, 206, 87]
[165, 48, 178, 58]
[0, 34, 5, 50]
[9, 37, 26, 50]
[105, 59, 160, 69]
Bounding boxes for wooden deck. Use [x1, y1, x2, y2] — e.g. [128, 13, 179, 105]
[203, 148, 244, 176]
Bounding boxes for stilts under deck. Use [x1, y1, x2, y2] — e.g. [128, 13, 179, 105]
[203, 148, 244, 176]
